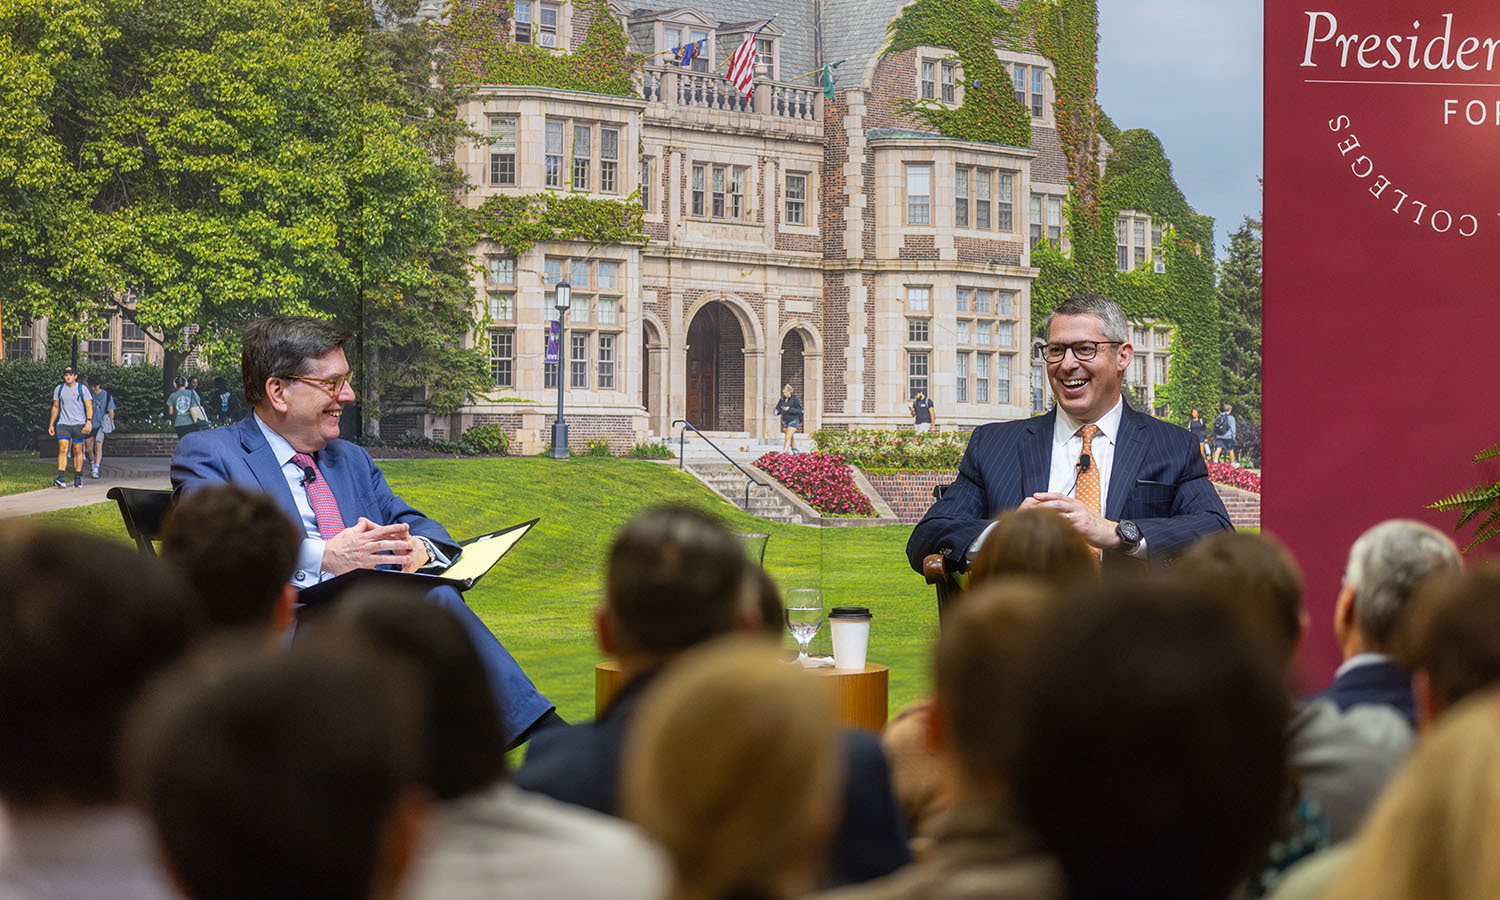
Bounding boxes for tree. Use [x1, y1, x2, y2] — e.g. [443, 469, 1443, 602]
[1218, 217, 1262, 423]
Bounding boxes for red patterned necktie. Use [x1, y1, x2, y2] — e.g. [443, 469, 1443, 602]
[291, 453, 344, 540]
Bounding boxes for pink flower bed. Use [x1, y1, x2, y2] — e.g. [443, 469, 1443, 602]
[754, 452, 876, 517]
[1207, 461, 1261, 494]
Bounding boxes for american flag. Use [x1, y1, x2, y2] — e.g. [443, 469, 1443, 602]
[726, 18, 773, 100]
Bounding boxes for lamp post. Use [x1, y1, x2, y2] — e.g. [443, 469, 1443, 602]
[550, 280, 572, 459]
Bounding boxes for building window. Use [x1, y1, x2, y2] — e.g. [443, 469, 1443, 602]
[955, 352, 968, 403]
[489, 330, 513, 387]
[1030, 195, 1044, 248]
[710, 166, 725, 217]
[571, 298, 589, 324]
[1031, 66, 1044, 116]
[908, 318, 930, 343]
[975, 353, 990, 403]
[1155, 355, 1169, 385]
[545, 121, 563, 188]
[1116, 213, 1152, 271]
[597, 261, 617, 290]
[120, 322, 146, 361]
[997, 322, 1014, 347]
[729, 167, 744, 219]
[544, 352, 558, 389]
[920, 61, 936, 100]
[571, 260, 590, 289]
[572, 125, 591, 190]
[907, 286, 930, 312]
[997, 173, 1013, 231]
[1116, 216, 1129, 270]
[957, 320, 969, 343]
[941, 62, 957, 103]
[538, 1, 558, 47]
[86, 323, 112, 362]
[598, 297, 619, 324]
[974, 290, 991, 314]
[955, 166, 970, 228]
[755, 38, 775, 81]
[487, 256, 515, 286]
[597, 334, 615, 389]
[1130, 356, 1145, 386]
[570, 333, 588, 388]
[785, 173, 806, 225]
[908, 351, 929, 398]
[692, 164, 748, 220]
[976, 321, 991, 346]
[1152, 223, 1164, 261]
[488, 117, 516, 185]
[665, 27, 709, 72]
[488, 293, 514, 321]
[513, 0, 533, 43]
[691, 164, 706, 216]
[600, 127, 618, 193]
[906, 164, 931, 224]
[1013, 63, 1045, 116]
[1047, 197, 1062, 243]
[1031, 361, 1046, 413]
[975, 168, 991, 230]
[639, 157, 652, 210]
[1134, 219, 1147, 269]
[3, 319, 33, 359]
[997, 355, 1011, 403]
[543, 258, 561, 285]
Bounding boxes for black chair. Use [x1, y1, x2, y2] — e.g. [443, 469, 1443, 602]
[107, 487, 174, 557]
[921, 482, 966, 620]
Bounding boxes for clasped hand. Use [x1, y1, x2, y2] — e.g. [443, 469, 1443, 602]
[1019, 492, 1120, 550]
[321, 517, 430, 575]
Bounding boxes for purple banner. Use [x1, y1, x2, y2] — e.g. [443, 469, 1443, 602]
[544, 319, 560, 366]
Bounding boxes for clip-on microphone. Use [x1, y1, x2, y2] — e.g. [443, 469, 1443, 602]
[1077, 452, 1092, 474]
[301, 466, 317, 487]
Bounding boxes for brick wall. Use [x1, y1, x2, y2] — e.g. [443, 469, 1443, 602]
[541, 414, 637, 454]
[864, 469, 1263, 529]
[956, 236, 1024, 266]
[470, 412, 526, 444]
[900, 234, 939, 260]
[821, 90, 848, 259]
[862, 272, 876, 414]
[823, 273, 849, 409]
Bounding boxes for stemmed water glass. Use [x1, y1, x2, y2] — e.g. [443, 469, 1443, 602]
[783, 588, 825, 666]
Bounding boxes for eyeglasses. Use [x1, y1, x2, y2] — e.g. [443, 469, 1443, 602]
[1041, 341, 1124, 363]
[280, 373, 354, 397]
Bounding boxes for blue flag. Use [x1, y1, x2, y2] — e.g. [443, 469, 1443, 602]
[673, 39, 702, 68]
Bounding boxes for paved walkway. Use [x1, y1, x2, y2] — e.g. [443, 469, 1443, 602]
[0, 457, 172, 518]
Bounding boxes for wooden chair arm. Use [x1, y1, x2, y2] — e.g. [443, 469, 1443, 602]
[922, 553, 949, 585]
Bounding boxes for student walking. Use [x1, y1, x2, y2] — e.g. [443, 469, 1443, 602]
[84, 374, 116, 479]
[47, 366, 93, 488]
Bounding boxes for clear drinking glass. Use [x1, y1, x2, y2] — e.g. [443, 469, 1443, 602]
[783, 587, 825, 666]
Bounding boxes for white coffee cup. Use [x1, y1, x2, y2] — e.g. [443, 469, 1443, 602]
[829, 606, 872, 670]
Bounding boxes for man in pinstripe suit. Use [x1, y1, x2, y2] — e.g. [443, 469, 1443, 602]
[908, 294, 1231, 573]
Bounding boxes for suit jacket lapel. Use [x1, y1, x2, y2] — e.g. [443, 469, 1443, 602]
[1022, 410, 1054, 497]
[237, 418, 301, 523]
[1107, 402, 1148, 522]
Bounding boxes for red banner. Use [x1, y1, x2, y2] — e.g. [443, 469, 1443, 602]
[1266, 1, 1500, 684]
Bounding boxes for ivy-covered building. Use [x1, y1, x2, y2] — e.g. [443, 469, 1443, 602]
[429, 0, 1212, 451]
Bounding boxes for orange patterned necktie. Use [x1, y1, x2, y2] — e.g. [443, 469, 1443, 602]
[1077, 424, 1101, 516]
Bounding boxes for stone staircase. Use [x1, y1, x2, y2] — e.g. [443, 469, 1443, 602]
[685, 461, 806, 525]
[664, 431, 786, 463]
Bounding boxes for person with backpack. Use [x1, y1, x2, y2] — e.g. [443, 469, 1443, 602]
[47, 366, 93, 488]
[1212, 403, 1237, 465]
[166, 375, 205, 438]
[84, 374, 116, 479]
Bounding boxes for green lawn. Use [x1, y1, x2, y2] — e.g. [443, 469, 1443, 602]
[29, 457, 940, 724]
[0, 451, 57, 496]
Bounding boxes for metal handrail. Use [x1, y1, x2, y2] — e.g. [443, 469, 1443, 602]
[673, 419, 770, 509]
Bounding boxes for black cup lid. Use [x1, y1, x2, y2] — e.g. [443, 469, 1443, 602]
[829, 606, 871, 618]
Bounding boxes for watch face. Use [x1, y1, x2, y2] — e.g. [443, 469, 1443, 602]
[1118, 520, 1141, 544]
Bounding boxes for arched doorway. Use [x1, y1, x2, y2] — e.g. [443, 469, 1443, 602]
[780, 331, 805, 398]
[685, 302, 745, 431]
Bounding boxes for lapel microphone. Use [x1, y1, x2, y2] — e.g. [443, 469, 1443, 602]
[301, 466, 317, 486]
[1077, 453, 1092, 473]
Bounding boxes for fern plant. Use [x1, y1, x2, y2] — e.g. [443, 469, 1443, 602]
[1430, 443, 1500, 550]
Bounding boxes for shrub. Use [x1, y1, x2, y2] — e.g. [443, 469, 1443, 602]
[628, 440, 674, 459]
[460, 423, 510, 456]
[585, 439, 612, 457]
[1208, 461, 1261, 494]
[754, 452, 875, 517]
[812, 428, 968, 471]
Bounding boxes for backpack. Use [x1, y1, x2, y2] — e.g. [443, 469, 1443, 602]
[1213, 413, 1231, 437]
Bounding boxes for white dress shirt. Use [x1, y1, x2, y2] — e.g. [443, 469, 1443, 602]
[1047, 397, 1147, 558]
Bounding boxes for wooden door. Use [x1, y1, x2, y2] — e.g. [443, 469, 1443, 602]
[685, 307, 718, 429]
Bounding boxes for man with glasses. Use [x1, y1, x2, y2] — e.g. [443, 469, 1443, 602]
[907, 294, 1230, 573]
[170, 316, 558, 746]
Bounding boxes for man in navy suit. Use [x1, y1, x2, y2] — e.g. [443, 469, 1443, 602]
[171, 316, 556, 746]
[515, 506, 911, 888]
[1308, 518, 1462, 724]
[908, 294, 1231, 573]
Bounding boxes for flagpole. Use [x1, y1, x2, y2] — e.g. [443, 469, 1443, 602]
[784, 57, 848, 84]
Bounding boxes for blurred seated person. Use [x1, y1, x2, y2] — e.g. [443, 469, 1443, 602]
[515, 506, 910, 887]
[0, 525, 200, 900]
[323, 588, 669, 900]
[623, 639, 843, 900]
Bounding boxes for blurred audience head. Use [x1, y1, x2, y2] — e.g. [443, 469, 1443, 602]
[967, 508, 1096, 590]
[0, 524, 199, 807]
[748, 564, 785, 642]
[622, 639, 842, 900]
[320, 585, 507, 800]
[126, 646, 427, 900]
[162, 485, 301, 637]
[1321, 689, 1500, 900]
[1338, 519, 1461, 655]
[601, 506, 753, 665]
[1012, 582, 1287, 900]
[1402, 565, 1500, 729]
[1176, 531, 1307, 670]
[932, 576, 1054, 795]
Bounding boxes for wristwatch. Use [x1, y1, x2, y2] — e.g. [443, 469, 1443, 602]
[1115, 520, 1142, 553]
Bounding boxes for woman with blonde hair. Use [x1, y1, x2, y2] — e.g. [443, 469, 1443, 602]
[622, 639, 843, 900]
[1315, 688, 1500, 900]
[774, 384, 803, 453]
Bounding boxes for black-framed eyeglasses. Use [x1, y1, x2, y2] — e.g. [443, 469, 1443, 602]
[1041, 341, 1124, 363]
[279, 373, 353, 397]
